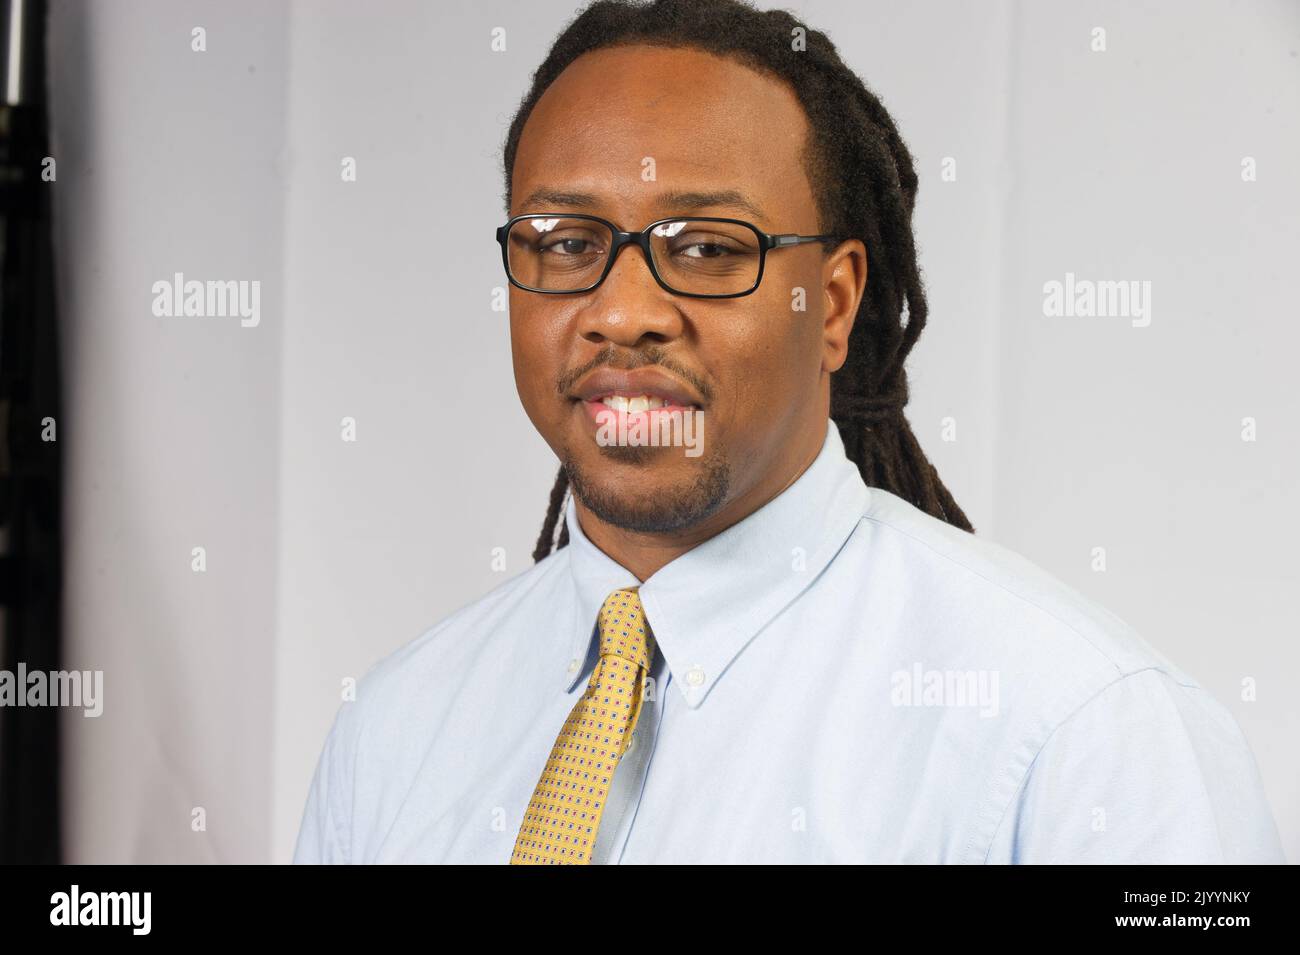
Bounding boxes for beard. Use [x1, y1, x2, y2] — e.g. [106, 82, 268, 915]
[561, 443, 731, 535]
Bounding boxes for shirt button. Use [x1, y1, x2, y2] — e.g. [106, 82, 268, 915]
[566, 658, 579, 674]
[624, 734, 637, 756]
[685, 666, 706, 687]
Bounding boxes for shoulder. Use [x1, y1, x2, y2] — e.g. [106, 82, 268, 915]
[984, 667, 1284, 862]
[349, 547, 573, 723]
[849, 489, 1281, 861]
[302, 548, 568, 788]
[294, 548, 573, 862]
[853, 486, 1194, 690]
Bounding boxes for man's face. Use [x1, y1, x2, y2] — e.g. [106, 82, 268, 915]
[508, 44, 861, 536]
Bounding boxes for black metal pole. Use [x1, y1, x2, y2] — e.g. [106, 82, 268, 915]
[0, 0, 63, 865]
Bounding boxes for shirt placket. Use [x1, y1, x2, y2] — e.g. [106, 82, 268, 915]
[590, 650, 669, 864]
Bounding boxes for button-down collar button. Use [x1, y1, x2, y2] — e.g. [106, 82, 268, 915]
[685, 666, 706, 687]
[566, 658, 580, 674]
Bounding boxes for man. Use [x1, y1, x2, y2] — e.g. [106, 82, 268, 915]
[293, 0, 1285, 864]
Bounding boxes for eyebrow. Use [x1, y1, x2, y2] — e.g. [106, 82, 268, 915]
[517, 187, 772, 226]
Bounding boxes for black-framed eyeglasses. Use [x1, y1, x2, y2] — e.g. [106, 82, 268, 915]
[495, 213, 835, 299]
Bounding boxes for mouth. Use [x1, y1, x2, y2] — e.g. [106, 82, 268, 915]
[578, 392, 701, 426]
[570, 366, 704, 405]
[569, 366, 712, 441]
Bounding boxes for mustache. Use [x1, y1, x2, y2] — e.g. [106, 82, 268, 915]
[556, 346, 712, 403]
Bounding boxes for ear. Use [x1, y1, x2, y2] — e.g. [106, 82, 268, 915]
[821, 239, 867, 374]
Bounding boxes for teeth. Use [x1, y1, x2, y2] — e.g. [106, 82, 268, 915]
[600, 394, 669, 411]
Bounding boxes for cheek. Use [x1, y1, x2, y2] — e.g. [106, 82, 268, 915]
[713, 287, 812, 404]
[766, 267, 825, 377]
[510, 303, 591, 457]
[508, 308, 557, 419]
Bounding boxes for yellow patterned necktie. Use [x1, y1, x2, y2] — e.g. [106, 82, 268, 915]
[510, 587, 656, 864]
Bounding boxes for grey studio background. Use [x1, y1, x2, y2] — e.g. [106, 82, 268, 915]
[45, 0, 1298, 863]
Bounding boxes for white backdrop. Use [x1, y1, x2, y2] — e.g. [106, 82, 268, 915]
[47, 0, 1299, 863]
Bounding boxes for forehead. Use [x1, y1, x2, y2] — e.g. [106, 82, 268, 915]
[511, 44, 815, 226]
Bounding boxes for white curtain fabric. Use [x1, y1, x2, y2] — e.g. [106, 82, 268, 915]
[47, 0, 1299, 863]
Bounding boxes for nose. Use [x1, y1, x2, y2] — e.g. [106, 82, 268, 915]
[575, 238, 685, 347]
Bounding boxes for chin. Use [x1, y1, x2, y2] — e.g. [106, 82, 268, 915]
[562, 446, 731, 535]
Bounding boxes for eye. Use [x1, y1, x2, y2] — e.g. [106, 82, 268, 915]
[671, 234, 741, 258]
[679, 241, 732, 258]
[541, 237, 597, 256]
[534, 227, 606, 257]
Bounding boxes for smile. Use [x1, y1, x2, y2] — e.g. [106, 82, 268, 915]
[594, 393, 695, 412]
[580, 393, 698, 425]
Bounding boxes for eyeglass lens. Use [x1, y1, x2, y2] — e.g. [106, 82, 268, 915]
[505, 216, 761, 295]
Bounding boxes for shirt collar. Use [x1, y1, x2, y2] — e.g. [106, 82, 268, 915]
[561, 418, 870, 708]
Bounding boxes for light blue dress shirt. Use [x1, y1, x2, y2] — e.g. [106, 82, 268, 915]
[293, 420, 1285, 864]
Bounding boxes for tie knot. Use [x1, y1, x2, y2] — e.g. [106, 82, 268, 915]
[597, 587, 655, 669]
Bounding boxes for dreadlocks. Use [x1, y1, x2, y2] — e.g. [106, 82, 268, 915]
[503, 0, 976, 562]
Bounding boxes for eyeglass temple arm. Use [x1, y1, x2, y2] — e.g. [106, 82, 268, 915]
[771, 234, 836, 247]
